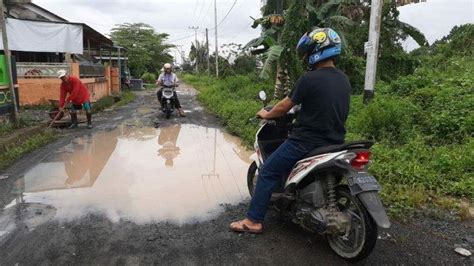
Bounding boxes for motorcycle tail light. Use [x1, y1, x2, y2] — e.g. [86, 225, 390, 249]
[351, 151, 371, 169]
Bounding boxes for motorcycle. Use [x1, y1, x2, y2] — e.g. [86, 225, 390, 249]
[247, 91, 390, 262]
[160, 85, 176, 119]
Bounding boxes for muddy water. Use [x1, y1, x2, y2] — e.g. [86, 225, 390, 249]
[4, 124, 252, 225]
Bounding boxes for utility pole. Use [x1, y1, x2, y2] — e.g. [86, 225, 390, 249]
[363, 0, 383, 103]
[188, 26, 199, 72]
[205, 28, 210, 75]
[0, 1, 19, 122]
[117, 47, 122, 90]
[214, 0, 219, 78]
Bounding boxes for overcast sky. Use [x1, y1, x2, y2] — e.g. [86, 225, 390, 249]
[34, 0, 473, 62]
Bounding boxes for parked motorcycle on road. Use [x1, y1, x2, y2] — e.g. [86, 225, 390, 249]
[247, 91, 390, 262]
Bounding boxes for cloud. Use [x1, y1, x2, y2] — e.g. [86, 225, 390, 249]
[34, 0, 262, 60]
[33, 0, 471, 59]
[398, 0, 474, 50]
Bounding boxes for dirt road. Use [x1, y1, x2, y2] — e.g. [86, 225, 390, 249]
[0, 84, 472, 265]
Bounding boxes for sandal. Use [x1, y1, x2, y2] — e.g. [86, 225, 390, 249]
[229, 220, 263, 234]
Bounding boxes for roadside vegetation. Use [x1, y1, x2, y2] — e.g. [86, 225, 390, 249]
[93, 90, 137, 112]
[115, 90, 137, 107]
[182, 24, 474, 219]
[0, 129, 56, 170]
[0, 117, 37, 138]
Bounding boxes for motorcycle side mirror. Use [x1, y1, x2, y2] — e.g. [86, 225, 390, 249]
[258, 91, 267, 102]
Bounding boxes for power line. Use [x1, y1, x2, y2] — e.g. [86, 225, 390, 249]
[169, 0, 239, 44]
[192, 0, 199, 19]
[228, 22, 253, 39]
[213, 0, 238, 29]
[168, 33, 200, 43]
[195, 0, 208, 25]
[197, 0, 214, 26]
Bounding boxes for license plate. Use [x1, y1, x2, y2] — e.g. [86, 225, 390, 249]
[348, 173, 380, 194]
[348, 175, 377, 186]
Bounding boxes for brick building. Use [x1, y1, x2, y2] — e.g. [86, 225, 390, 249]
[1, 2, 125, 105]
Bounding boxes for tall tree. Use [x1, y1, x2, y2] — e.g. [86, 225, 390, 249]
[110, 23, 174, 77]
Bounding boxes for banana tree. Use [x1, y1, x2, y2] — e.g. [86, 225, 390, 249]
[245, 0, 357, 98]
[245, 0, 428, 99]
[189, 40, 209, 73]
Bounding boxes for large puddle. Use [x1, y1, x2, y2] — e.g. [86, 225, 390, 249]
[2, 124, 252, 225]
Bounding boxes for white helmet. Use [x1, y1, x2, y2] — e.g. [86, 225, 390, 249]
[164, 63, 172, 69]
[57, 69, 67, 78]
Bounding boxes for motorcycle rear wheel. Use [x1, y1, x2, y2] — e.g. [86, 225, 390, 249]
[247, 162, 258, 197]
[326, 186, 378, 262]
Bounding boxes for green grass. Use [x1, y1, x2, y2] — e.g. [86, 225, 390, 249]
[92, 91, 137, 112]
[92, 96, 115, 113]
[20, 104, 51, 111]
[0, 129, 56, 170]
[0, 117, 36, 138]
[116, 91, 136, 107]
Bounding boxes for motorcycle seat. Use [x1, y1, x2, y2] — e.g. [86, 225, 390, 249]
[304, 140, 374, 158]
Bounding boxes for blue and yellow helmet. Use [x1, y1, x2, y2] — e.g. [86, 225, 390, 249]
[296, 28, 342, 65]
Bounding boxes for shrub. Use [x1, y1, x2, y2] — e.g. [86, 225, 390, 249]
[92, 96, 115, 113]
[141, 72, 157, 84]
[371, 137, 473, 200]
[348, 96, 421, 144]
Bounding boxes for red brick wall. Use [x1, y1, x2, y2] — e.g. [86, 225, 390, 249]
[18, 78, 110, 106]
[17, 62, 115, 106]
[18, 78, 61, 105]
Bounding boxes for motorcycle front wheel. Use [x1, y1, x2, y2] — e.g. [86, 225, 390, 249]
[326, 186, 378, 262]
[165, 103, 172, 119]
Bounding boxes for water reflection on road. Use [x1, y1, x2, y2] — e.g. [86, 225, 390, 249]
[4, 124, 251, 225]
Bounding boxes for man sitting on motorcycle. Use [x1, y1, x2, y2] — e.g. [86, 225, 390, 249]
[230, 28, 351, 233]
[156, 63, 186, 117]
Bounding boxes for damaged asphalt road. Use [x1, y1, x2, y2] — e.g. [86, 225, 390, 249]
[0, 84, 472, 265]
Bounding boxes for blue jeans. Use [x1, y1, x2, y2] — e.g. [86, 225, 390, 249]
[247, 138, 318, 223]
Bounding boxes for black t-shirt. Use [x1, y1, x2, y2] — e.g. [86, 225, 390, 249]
[289, 67, 351, 146]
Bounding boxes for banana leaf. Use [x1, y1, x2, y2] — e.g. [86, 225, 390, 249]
[397, 21, 429, 46]
[260, 45, 284, 79]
